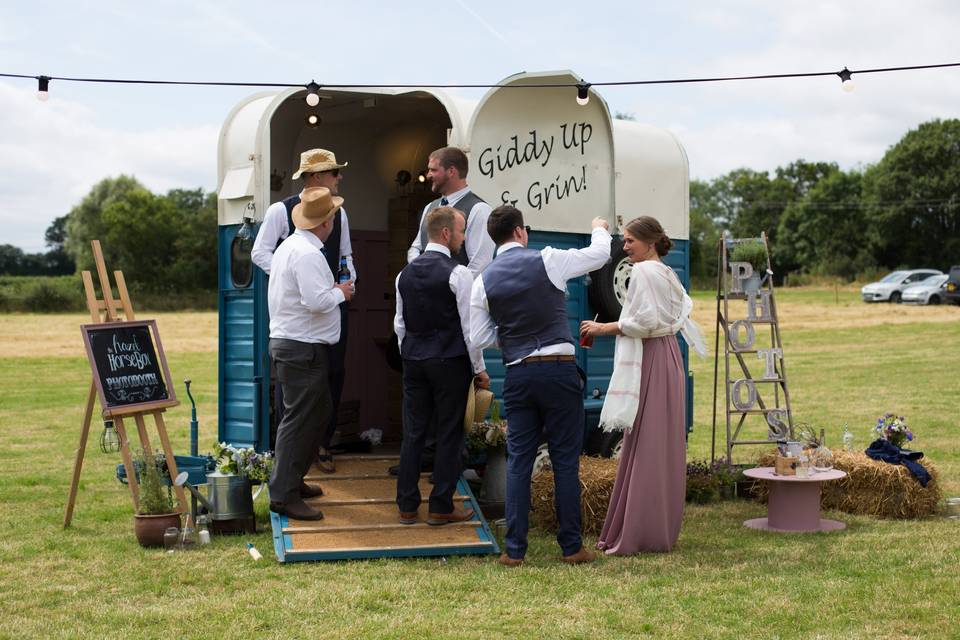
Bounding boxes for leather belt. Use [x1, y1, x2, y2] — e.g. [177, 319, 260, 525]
[520, 355, 576, 364]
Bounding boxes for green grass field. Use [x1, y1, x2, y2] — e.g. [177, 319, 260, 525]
[1, 289, 958, 639]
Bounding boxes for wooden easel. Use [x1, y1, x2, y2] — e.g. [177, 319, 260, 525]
[63, 240, 189, 527]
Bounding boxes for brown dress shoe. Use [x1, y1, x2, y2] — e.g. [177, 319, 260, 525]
[270, 500, 324, 521]
[399, 510, 418, 525]
[299, 481, 324, 499]
[498, 553, 523, 567]
[561, 547, 597, 564]
[426, 506, 475, 526]
[316, 450, 335, 474]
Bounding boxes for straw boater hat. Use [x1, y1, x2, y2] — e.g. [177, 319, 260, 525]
[292, 148, 349, 180]
[464, 386, 495, 432]
[291, 187, 344, 230]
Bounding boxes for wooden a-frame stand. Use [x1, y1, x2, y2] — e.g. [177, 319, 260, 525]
[63, 240, 189, 528]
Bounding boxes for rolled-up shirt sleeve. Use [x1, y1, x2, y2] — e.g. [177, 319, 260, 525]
[251, 201, 289, 274]
[295, 253, 345, 313]
[469, 275, 498, 351]
[541, 226, 612, 289]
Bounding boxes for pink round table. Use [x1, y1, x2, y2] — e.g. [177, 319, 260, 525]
[743, 467, 847, 533]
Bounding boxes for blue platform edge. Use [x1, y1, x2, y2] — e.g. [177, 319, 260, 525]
[270, 476, 500, 562]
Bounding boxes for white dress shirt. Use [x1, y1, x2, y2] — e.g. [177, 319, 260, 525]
[252, 193, 356, 282]
[406, 186, 494, 277]
[470, 226, 612, 365]
[394, 243, 486, 374]
[268, 229, 346, 344]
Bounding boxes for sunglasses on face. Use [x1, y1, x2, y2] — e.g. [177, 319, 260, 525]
[322, 168, 340, 177]
[518, 225, 531, 234]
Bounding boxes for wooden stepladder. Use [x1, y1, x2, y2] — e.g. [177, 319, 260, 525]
[711, 233, 795, 465]
[63, 240, 188, 527]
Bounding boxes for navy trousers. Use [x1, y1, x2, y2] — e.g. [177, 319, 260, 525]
[502, 360, 584, 559]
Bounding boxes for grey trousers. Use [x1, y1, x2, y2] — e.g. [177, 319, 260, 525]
[268, 338, 331, 505]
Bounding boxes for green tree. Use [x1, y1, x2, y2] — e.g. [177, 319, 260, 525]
[99, 187, 181, 289]
[166, 190, 218, 291]
[65, 175, 146, 272]
[688, 179, 723, 284]
[862, 119, 960, 270]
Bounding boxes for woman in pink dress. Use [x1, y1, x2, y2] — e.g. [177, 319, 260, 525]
[579, 216, 705, 554]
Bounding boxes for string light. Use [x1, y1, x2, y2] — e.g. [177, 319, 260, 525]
[305, 113, 320, 127]
[36, 75, 49, 101]
[838, 67, 855, 92]
[576, 82, 590, 106]
[305, 80, 320, 107]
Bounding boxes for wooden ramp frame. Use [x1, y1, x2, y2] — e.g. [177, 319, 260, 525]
[270, 456, 499, 561]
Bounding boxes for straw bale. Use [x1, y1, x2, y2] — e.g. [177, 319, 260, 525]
[756, 449, 942, 519]
[531, 456, 618, 535]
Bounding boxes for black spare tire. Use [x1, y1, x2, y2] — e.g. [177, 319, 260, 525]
[588, 236, 630, 322]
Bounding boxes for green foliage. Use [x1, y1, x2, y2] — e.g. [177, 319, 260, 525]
[729, 240, 768, 273]
[0, 276, 84, 312]
[135, 449, 174, 515]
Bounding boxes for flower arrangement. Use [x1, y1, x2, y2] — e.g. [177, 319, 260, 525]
[467, 400, 508, 452]
[212, 442, 274, 482]
[874, 413, 913, 448]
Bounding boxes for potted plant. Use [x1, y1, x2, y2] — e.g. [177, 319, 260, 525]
[468, 401, 508, 504]
[685, 459, 720, 504]
[729, 240, 768, 293]
[133, 449, 181, 547]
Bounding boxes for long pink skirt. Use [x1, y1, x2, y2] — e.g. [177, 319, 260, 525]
[597, 335, 686, 554]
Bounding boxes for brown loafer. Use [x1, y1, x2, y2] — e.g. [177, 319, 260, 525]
[299, 481, 324, 499]
[561, 547, 596, 564]
[399, 510, 418, 525]
[498, 553, 523, 567]
[426, 506, 475, 526]
[270, 500, 324, 521]
[316, 450, 336, 474]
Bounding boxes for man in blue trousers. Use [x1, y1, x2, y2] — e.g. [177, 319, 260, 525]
[470, 205, 611, 566]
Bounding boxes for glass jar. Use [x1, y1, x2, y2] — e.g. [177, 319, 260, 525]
[179, 526, 198, 550]
[810, 444, 835, 472]
[196, 515, 211, 545]
[163, 527, 180, 553]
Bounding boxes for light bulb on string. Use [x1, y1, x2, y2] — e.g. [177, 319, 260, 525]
[576, 82, 590, 106]
[838, 67, 855, 93]
[37, 75, 50, 102]
[305, 80, 321, 106]
[305, 113, 320, 128]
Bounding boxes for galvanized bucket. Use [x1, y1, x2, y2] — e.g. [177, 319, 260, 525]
[205, 472, 254, 521]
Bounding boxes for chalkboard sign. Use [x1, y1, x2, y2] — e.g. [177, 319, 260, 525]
[81, 320, 178, 415]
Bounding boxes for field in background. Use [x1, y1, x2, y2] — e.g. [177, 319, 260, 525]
[1, 288, 958, 638]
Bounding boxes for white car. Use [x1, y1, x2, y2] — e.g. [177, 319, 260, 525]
[901, 274, 949, 305]
[861, 269, 942, 303]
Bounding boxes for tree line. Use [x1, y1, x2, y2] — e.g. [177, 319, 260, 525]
[2, 118, 958, 291]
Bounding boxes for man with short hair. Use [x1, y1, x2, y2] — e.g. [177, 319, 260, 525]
[267, 186, 354, 521]
[407, 146, 494, 277]
[252, 148, 355, 473]
[470, 205, 611, 566]
[394, 207, 490, 525]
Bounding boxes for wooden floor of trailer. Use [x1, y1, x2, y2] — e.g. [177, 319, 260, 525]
[270, 455, 499, 562]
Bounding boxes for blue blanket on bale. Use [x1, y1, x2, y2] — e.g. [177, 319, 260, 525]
[865, 439, 932, 487]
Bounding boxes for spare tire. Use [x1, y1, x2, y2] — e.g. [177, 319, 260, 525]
[588, 236, 631, 322]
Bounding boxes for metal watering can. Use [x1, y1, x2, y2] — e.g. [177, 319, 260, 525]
[175, 471, 254, 521]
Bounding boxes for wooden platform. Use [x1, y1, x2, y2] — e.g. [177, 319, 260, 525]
[270, 455, 499, 562]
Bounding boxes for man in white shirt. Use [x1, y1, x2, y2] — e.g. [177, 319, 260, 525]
[406, 146, 495, 277]
[252, 148, 355, 473]
[267, 187, 354, 521]
[471, 205, 611, 566]
[394, 207, 490, 525]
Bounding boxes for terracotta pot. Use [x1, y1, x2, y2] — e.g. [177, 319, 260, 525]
[133, 512, 182, 548]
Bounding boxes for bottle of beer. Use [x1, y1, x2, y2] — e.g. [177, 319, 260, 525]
[337, 256, 350, 284]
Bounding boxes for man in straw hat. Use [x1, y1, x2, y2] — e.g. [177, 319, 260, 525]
[470, 205, 610, 566]
[267, 186, 355, 521]
[252, 148, 355, 474]
[394, 206, 490, 525]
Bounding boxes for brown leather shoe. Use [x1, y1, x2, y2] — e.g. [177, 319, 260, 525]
[299, 481, 324, 499]
[399, 510, 418, 525]
[270, 500, 324, 521]
[498, 553, 523, 567]
[426, 506, 475, 526]
[316, 449, 335, 474]
[561, 547, 596, 564]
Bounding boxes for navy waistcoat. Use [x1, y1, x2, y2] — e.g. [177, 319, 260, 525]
[397, 251, 468, 361]
[417, 191, 485, 267]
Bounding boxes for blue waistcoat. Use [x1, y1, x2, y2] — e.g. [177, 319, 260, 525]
[483, 248, 573, 364]
[397, 251, 468, 361]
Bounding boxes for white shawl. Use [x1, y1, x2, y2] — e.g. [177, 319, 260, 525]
[599, 261, 706, 432]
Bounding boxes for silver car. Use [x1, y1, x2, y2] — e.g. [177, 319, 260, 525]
[901, 274, 949, 305]
[861, 269, 943, 303]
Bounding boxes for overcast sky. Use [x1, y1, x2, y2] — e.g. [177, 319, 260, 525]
[2, 0, 958, 251]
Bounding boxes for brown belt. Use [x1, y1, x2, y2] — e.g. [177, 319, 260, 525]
[520, 355, 576, 364]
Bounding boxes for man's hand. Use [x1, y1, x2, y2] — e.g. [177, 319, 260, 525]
[474, 370, 491, 389]
[591, 217, 610, 231]
[335, 280, 355, 301]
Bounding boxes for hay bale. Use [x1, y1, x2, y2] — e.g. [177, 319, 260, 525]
[531, 456, 618, 534]
[756, 449, 942, 519]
